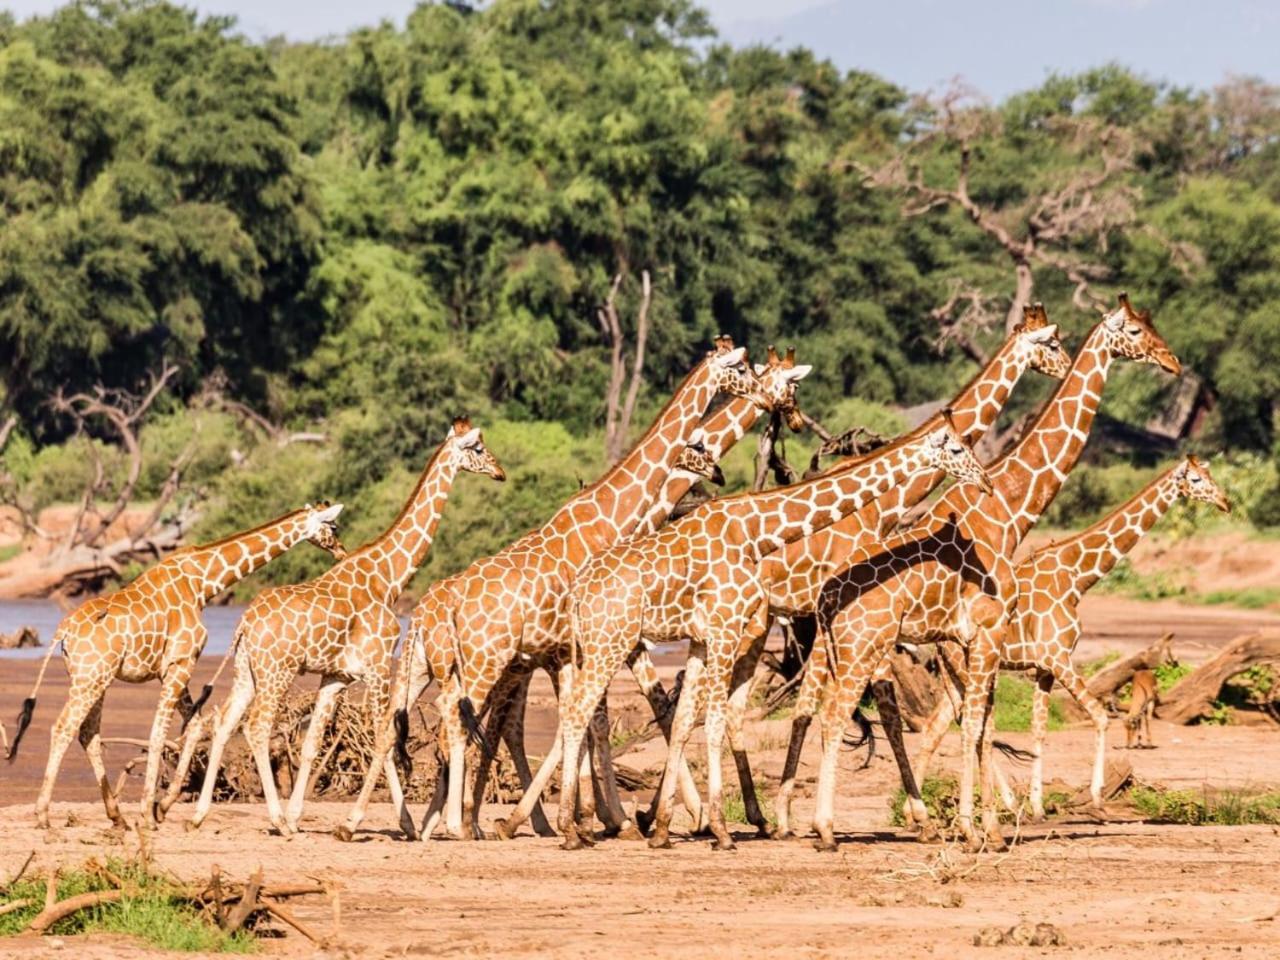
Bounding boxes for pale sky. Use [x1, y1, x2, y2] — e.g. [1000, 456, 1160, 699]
[4, 0, 1278, 100]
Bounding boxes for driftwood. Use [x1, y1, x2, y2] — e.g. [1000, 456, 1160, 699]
[0, 625, 39, 649]
[1158, 631, 1280, 725]
[1058, 632, 1176, 720]
[884, 650, 948, 732]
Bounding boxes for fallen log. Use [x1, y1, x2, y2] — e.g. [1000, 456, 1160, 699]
[1060, 632, 1175, 720]
[1158, 631, 1280, 725]
[0, 625, 39, 649]
[28, 889, 125, 933]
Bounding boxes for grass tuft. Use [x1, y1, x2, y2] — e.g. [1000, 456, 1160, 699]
[1127, 785, 1280, 825]
[992, 674, 1067, 733]
[722, 787, 776, 827]
[0, 860, 257, 952]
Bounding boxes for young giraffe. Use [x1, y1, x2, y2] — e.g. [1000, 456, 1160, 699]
[495, 317, 1067, 841]
[478, 348, 813, 841]
[336, 340, 779, 842]
[553, 412, 993, 851]
[7, 501, 346, 830]
[186, 417, 505, 836]
[901, 455, 1228, 824]
[807, 294, 1180, 852]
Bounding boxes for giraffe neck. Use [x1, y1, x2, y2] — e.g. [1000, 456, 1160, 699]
[984, 324, 1113, 551]
[355, 441, 460, 602]
[633, 398, 759, 537]
[725, 436, 933, 559]
[187, 511, 314, 603]
[874, 339, 1028, 529]
[566, 361, 722, 540]
[1060, 471, 1180, 595]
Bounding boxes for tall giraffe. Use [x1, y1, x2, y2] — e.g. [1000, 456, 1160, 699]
[336, 340, 780, 842]
[901, 455, 1228, 826]
[496, 318, 1066, 841]
[8, 502, 346, 830]
[474, 348, 813, 841]
[186, 417, 505, 836]
[807, 294, 1180, 851]
[551, 413, 993, 851]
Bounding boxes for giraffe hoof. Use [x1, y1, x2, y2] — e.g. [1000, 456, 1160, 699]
[711, 837, 737, 852]
[492, 818, 516, 841]
[754, 821, 776, 839]
[184, 819, 202, 833]
[560, 833, 586, 852]
[615, 822, 645, 842]
[334, 825, 354, 843]
[775, 828, 796, 841]
[647, 833, 672, 851]
[812, 837, 838, 853]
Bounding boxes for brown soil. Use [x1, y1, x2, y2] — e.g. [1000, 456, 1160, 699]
[2, 596, 1278, 957]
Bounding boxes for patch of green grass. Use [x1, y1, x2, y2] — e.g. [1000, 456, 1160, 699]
[1187, 587, 1280, 610]
[722, 787, 775, 827]
[1154, 661, 1193, 693]
[1127, 785, 1280, 825]
[0, 542, 22, 564]
[992, 674, 1067, 733]
[1082, 651, 1120, 677]
[889, 774, 962, 828]
[0, 860, 256, 952]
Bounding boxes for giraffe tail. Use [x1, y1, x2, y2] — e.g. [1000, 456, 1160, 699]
[456, 694, 486, 752]
[180, 627, 240, 734]
[992, 740, 1035, 763]
[7, 626, 63, 762]
[840, 707, 877, 770]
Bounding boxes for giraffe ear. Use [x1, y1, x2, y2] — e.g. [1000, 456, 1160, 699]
[715, 346, 746, 367]
[783, 364, 812, 381]
[1025, 323, 1058, 344]
[318, 503, 344, 522]
[456, 427, 482, 447]
[753, 363, 768, 375]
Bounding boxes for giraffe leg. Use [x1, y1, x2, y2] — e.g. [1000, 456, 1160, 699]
[1028, 671, 1054, 821]
[628, 650, 706, 835]
[418, 760, 449, 840]
[338, 655, 433, 841]
[79, 690, 128, 831]
[494, 663, 569, 840]
[726, 631, 772, 838]
[978, 676, 1006, 851]
[490, 669, 556, 838]
[1054, 662, 1111, 815]
[775, 642, 826, 840]
[159, 708, 207, 821]
[140, 666, 190, 829]
[957, 637, 1001, 852]
[648, 646, 708, 850]
[285, 675, 345, 832]
[36, 675, 115, 830]
[242, 680, 292, 836]
[188, 658, 256, 831]
[872, 678, 938, 843]
[588, 699, 642, 839]
[701, 636, 739, 851]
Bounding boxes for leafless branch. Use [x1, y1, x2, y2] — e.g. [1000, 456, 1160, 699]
[600, 271, 654, 464]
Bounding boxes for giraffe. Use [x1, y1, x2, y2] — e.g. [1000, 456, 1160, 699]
[900, 455, 1228, 825]
[806, 294, 1180, 852]
[549, 412, 993, 851]
[476, 348, 815, 842]
[496, 316, 1067, 841]
[185, 417, 505, 836]
[335, 339, 781, 842]
[7, 501, 346, 830]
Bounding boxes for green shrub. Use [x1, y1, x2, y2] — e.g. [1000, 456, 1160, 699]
[1127, 785, 1280, 825]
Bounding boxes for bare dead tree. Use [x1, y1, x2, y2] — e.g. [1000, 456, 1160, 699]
[194, 370, 327, 450]
[852, 85, 1137, 337]
[599, 270, 652, 464]
[0, 414, 15, 453]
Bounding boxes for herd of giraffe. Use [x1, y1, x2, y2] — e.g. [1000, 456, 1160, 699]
[6, 293, 1233, 855]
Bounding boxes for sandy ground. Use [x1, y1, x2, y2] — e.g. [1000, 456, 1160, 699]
[2, 595, 1279, 957]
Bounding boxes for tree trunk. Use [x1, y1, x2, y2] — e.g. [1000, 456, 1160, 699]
[1157, 631, 1280, 725]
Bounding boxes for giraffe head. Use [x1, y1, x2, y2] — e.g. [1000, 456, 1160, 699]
[927, 409, 994, 495]
[754, 345, 813, 432]
[1014, 303, 1071, 379]
[1101, 293, 1181, 375]
[1173, 455, 1230, 512]
[709, 335, 776, 412]
[672, 429, 726, 486]
[448, 416, 507, 481]
[302, 501, 347, 559]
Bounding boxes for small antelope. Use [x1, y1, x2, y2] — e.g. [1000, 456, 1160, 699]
[1124, 669, 1158, 749]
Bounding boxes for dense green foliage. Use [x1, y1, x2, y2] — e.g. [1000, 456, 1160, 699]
[3, 1, 1279, 589]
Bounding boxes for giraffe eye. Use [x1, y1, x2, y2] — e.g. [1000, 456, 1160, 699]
[1125, 325, 1141, 336]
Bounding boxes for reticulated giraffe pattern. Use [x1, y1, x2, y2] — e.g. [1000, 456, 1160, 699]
[548, 413, 993, 851]
[337, 340, 783, 842]
[9, 502, 346, 830]
[185, 418, 505, 836]
[900, 455, 1229, 829]
[800, 295, 1181, 852]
